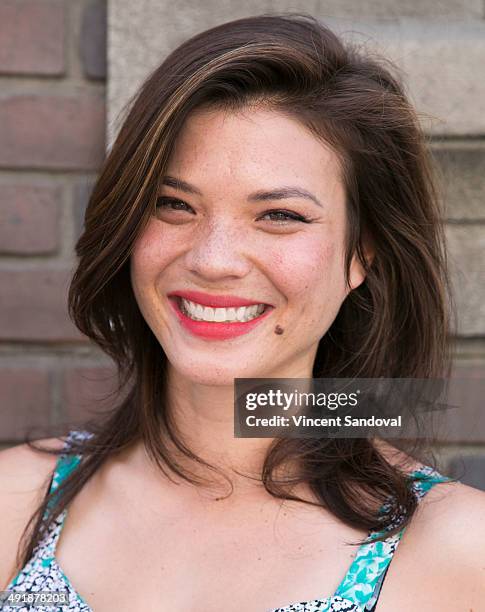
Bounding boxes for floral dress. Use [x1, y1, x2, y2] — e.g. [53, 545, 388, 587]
[4, 430, 454, 611]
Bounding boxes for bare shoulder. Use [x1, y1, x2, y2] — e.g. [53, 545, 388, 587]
[413, 478, 485, 558]
[0, 437, 66, 589]
[390, 479, 485, 610]
[373, 440, 485, 608]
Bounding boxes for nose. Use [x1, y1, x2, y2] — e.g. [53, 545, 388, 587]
[183, 217, 251, 281]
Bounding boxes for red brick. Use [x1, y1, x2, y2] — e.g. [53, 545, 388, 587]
[0, 268, 87, 342]
[0, 94, 106, 170]
[61, 364, 118, 426]
[0, 184, 61, 254]
[0, 0, 65, 76]
[80, 0, 107, 80]
[0, 367, 52, 441]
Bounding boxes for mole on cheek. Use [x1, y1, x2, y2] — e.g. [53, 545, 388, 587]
[274, 325, 284, 335]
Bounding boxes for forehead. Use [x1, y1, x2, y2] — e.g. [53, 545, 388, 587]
[165, 106, 343, 188]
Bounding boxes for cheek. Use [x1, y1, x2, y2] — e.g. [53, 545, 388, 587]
[265, 234, 345, 299]
[130, 221, 178, 287]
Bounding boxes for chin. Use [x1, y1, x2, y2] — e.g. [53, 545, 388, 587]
[168, 355, 264, 387]
[176, 368, 247, 387]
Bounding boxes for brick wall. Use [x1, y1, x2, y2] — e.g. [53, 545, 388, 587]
[0, 0, 115, 447]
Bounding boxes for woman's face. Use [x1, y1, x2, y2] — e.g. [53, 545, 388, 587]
[130, 106, 367, 385]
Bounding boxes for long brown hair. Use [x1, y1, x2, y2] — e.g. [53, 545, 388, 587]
[17, 12, 455, 572]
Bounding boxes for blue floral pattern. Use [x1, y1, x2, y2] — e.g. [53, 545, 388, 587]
[5, 431, 453, 612]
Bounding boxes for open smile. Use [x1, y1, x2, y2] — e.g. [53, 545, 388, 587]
[167, 295, 274, 340]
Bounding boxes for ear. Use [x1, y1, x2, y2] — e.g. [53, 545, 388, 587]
[348, 238, 374, 292]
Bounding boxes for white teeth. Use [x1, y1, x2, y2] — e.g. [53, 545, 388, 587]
[203, 306, 215, 322]
[214, 308, 225, 322]
[236, 307, 246, 321]
[180, 299, 267, 323]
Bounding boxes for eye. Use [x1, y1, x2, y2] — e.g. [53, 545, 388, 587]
[154, 198, 313, 226]
[259, 209, 312, 224]
[155, 196, 194, 213]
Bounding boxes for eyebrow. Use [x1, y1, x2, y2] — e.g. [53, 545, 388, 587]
[161, 175, 323, 208]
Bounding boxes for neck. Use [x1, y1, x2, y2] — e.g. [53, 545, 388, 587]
[154, 363, 312, 497]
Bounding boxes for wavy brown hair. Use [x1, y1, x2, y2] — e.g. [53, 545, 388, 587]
[16, 12, 456, 574]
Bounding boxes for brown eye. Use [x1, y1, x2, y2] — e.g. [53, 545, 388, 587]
[155, 197, 194, 213]
[259, 209, 311, 223]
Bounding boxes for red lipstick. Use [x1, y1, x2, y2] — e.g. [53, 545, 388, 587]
[167, 291, 274, 340]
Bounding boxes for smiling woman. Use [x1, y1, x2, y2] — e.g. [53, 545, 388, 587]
[1, 12, 484, 612]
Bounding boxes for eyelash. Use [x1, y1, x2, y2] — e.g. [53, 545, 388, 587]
[155, 197, 313, 224]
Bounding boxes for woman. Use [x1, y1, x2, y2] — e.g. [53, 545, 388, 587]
[1, 13, 484, 612]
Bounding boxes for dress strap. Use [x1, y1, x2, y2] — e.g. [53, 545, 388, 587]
[17, 430, 93, 569]
[45, 429, 92, 514]
[333, 466, 455, 611]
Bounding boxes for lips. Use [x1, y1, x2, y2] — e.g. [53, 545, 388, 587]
[168, 291, 273, 340]
[167, 290, 272, 309]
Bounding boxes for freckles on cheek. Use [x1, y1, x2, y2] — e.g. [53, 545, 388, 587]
[131, 223, 179, 276]
[131, 240, 156, 283]
[270, 237, 338, 293]
[314, 242, 338, 273]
